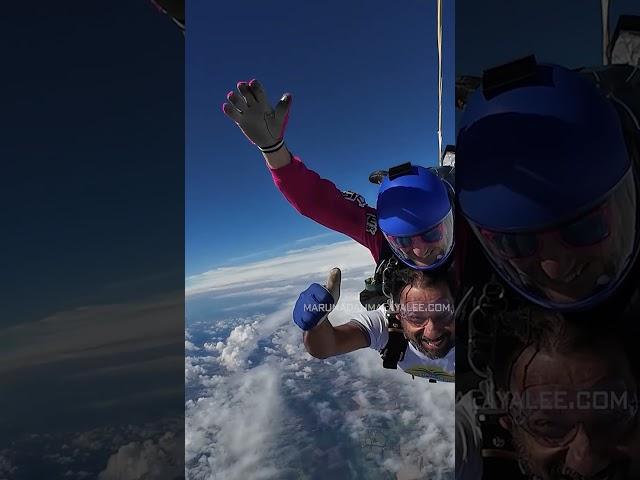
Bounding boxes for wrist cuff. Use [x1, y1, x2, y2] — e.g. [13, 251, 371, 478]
[259, 138, 285, 153]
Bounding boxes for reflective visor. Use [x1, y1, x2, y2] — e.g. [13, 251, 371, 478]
[383, 210, 454, 270]
[469, 168, 637, 310]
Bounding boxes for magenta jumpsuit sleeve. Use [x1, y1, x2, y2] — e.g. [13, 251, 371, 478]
[269, 155, 384, 262]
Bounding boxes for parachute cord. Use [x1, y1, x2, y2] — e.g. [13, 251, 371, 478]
[601, 0, 611, 65]
[437, 0, 443, 164]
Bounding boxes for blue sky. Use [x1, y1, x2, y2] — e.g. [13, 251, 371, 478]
[2, 1, 183, 327]
[457, 0, 639, 76]
[1, 2, 184, 478]
[186, 0, 455, 276]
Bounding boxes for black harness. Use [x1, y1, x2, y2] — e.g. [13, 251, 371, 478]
[358, 248, 410, 371]
[459, 61, 640, 474]
[359, 163, 455, 375]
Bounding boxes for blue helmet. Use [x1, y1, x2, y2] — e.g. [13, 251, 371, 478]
[457, 59, 637, 311]
[377, 163, 454, 270]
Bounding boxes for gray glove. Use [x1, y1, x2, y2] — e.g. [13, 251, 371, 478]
[222, 79, 292, 153]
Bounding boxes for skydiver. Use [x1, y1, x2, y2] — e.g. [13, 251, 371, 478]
[456, 309, 640, 480]
[221, 80, 455, 274]
[456, 58, 640, 320]
[291, 267, 455, 382]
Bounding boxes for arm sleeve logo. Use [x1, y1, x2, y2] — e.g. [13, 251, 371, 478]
[365, 213, 378, 236]
[342, 190, 368, 208]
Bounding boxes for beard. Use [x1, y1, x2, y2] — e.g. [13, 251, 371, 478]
[511, 430, 629, 480]
[412, 331, 453, 359]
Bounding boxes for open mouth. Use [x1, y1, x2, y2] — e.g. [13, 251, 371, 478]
[415, 248, 444, 262]
[559, 262, 588, 284]
[415, 249, 433, 259]
[421, 333, 448, 349]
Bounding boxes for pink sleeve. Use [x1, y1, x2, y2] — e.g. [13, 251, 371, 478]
[269, 155, 385, 262]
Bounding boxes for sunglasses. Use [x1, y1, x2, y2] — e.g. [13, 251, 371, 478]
[513, 409, 636, 449]
[480, 204, 611, 260]
[393, 223, 445, 249]
[398, 306, 454, 327]
[509, 388, 638, 448]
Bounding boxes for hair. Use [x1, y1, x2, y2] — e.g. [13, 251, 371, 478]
[390, 265, 456, 305]
[492, 309, 634, 393]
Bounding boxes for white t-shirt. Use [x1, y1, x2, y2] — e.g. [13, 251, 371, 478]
[350, 306, 455, 382]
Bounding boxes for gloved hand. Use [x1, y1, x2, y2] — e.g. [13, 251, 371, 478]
[293, 268, 342, 331]
[222, 79, 292, 153]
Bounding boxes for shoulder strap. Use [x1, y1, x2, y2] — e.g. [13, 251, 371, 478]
[428, 165, 456, 191]
[359, 243, 396, 310]
[579, 65, 640, 138]
[379, 308, 408, 369]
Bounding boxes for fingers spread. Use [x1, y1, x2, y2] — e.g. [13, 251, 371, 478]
[227, 90, 247, 112]
[222, 102, 241, 122]
[248, 79, 268, 105]
[237, 81, 254, 107]
[274, 93, 292, 122]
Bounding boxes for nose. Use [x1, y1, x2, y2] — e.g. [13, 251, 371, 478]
[412, 237, 430, 257]
[419, 319, 436, 337]
[538, 235, 572, 279]
[540, 259, 565, 279]
[413, 247, 429, 259]
[564, 426, 612, 478]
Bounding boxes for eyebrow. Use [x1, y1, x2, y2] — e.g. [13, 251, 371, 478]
[402, 297, 453, 307]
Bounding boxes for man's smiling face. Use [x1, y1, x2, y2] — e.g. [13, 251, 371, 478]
[398, 280, 455, 359]
[503, 338, 638, 480]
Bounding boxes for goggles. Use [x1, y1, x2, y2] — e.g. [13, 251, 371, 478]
[468, 168, 637, 310]
[397, 301, 455, 327]
[479, 203, 611, 260]
[384, 209, 454, 270]
[508, 384, 639, 448]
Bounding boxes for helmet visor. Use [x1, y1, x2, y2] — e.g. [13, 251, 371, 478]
[384, 209, 454, 270]
[470, 167, 637, 309]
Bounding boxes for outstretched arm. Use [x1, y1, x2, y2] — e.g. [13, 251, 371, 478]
[303, 318, 369, 359]
[222, 79, 383, 262]
[294, 268, 369, 360]
[269, 155, 383, 261]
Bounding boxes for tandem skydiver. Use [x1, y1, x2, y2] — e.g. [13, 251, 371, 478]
[221, 79, 455, 274]
[453, 54, 640, 479]
[292, 266, 455, 382]
[456, 308, 640, 480]
[456, 57, 640, 319]
[222, 80, 458, 379]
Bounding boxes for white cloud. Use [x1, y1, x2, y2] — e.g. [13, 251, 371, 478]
[185, 364, 288, 480]
[185, 241, 455, 478]
[293, 232, 339, 244]
[185, 360, 207, 385]
[0, 291, 183, 374]
[98, 432, 182, 480]
[0, 452, 16, 478]
[185, 241, 374, 297]
[313, 401, 336, 424]
[212, 321, 260, 370]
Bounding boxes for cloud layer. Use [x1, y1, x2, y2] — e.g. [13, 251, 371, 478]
[186, 241, 455, 479]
